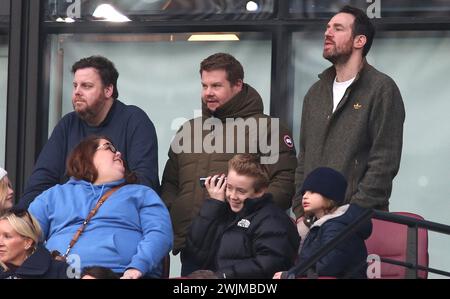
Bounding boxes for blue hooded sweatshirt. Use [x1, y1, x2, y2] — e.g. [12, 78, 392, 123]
[28, 178, 173, 277]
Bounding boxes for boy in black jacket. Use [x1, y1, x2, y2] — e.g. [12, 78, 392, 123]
[183, 154, 299, 279]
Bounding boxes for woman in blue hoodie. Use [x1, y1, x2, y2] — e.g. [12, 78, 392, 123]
[29, 135, 172, 279]
[274, 167, 372, 279]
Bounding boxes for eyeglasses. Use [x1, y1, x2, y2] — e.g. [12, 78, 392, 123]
[96, 142, 117, 154]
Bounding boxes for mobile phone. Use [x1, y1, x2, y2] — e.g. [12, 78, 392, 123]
[199, 177, 224, 188]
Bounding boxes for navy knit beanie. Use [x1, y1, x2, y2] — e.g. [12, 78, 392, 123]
[301, 167, 348, 206]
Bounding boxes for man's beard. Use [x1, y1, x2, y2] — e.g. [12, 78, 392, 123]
[73, 99, 105, 124]
[323, 39, 353, 65]
[324, 50, 352, 65]
[75, 108, 96, 123]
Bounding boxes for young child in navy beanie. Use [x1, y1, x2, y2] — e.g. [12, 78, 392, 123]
[300, 167, 348, 218]
[274, 167, 372, 279]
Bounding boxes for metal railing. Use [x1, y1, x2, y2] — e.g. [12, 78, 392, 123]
[283, 208, 450, 279]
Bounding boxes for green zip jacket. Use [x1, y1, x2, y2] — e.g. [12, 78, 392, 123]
[293, 62, 405, 217]
[161, 84, 297, 253]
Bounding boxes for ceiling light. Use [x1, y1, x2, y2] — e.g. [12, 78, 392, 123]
[246, 1, 259, 12]
[188, 34, 239, 42]
[92, 4, 131, 22]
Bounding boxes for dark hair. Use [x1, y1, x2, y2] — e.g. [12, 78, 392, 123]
[66, 135, 137, 184]
[71, 55, 119, 99]
[200, 53, 244, 86]
[81, 266, 119, 279]
[228, 154, 269, 192]
[303, 198, 339, 227]
[339, 5, 375, 57]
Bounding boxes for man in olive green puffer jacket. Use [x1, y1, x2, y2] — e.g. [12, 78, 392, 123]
[161, 53, 297, 275]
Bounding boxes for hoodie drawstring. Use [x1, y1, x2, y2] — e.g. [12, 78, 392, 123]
[89, 183, 106, 203]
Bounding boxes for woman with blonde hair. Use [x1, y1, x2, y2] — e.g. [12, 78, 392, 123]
[0, 167, 14, 213]
[0, 208, 69, 278]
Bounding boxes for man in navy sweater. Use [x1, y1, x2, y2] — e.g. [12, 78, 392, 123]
[18, 55, 159, 208]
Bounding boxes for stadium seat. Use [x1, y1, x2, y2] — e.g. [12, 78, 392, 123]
[365, 212, 429, 279]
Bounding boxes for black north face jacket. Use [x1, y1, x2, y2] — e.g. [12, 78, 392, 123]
[184, 193, 300, 278]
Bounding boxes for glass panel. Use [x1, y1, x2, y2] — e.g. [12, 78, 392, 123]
[292, 30, 450, 277]
[44, 0, 275, 22]
[0, 0, 10, 167]
[48, 33, 272, 277]
[45, 32, 272, 276]
[289, 0, 450, 19]
[47, 32, 271, 164]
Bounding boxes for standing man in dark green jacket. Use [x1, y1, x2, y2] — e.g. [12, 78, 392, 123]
[161, 53, 297, 275]
[293, 6, 405, 218]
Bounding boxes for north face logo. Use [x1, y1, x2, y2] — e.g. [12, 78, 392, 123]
[237, 219, 250, 228]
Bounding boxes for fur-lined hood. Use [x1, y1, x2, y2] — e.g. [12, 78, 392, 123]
[310, 204, 372, 240]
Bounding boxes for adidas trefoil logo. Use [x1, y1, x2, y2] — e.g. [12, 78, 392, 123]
[353, 103, 362, 110]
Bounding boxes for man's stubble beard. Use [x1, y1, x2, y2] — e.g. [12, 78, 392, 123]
[323, 37, 353, 65]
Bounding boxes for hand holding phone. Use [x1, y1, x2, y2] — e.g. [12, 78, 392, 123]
[199, 177, 222, 188]
[200, 174, 226, 201]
